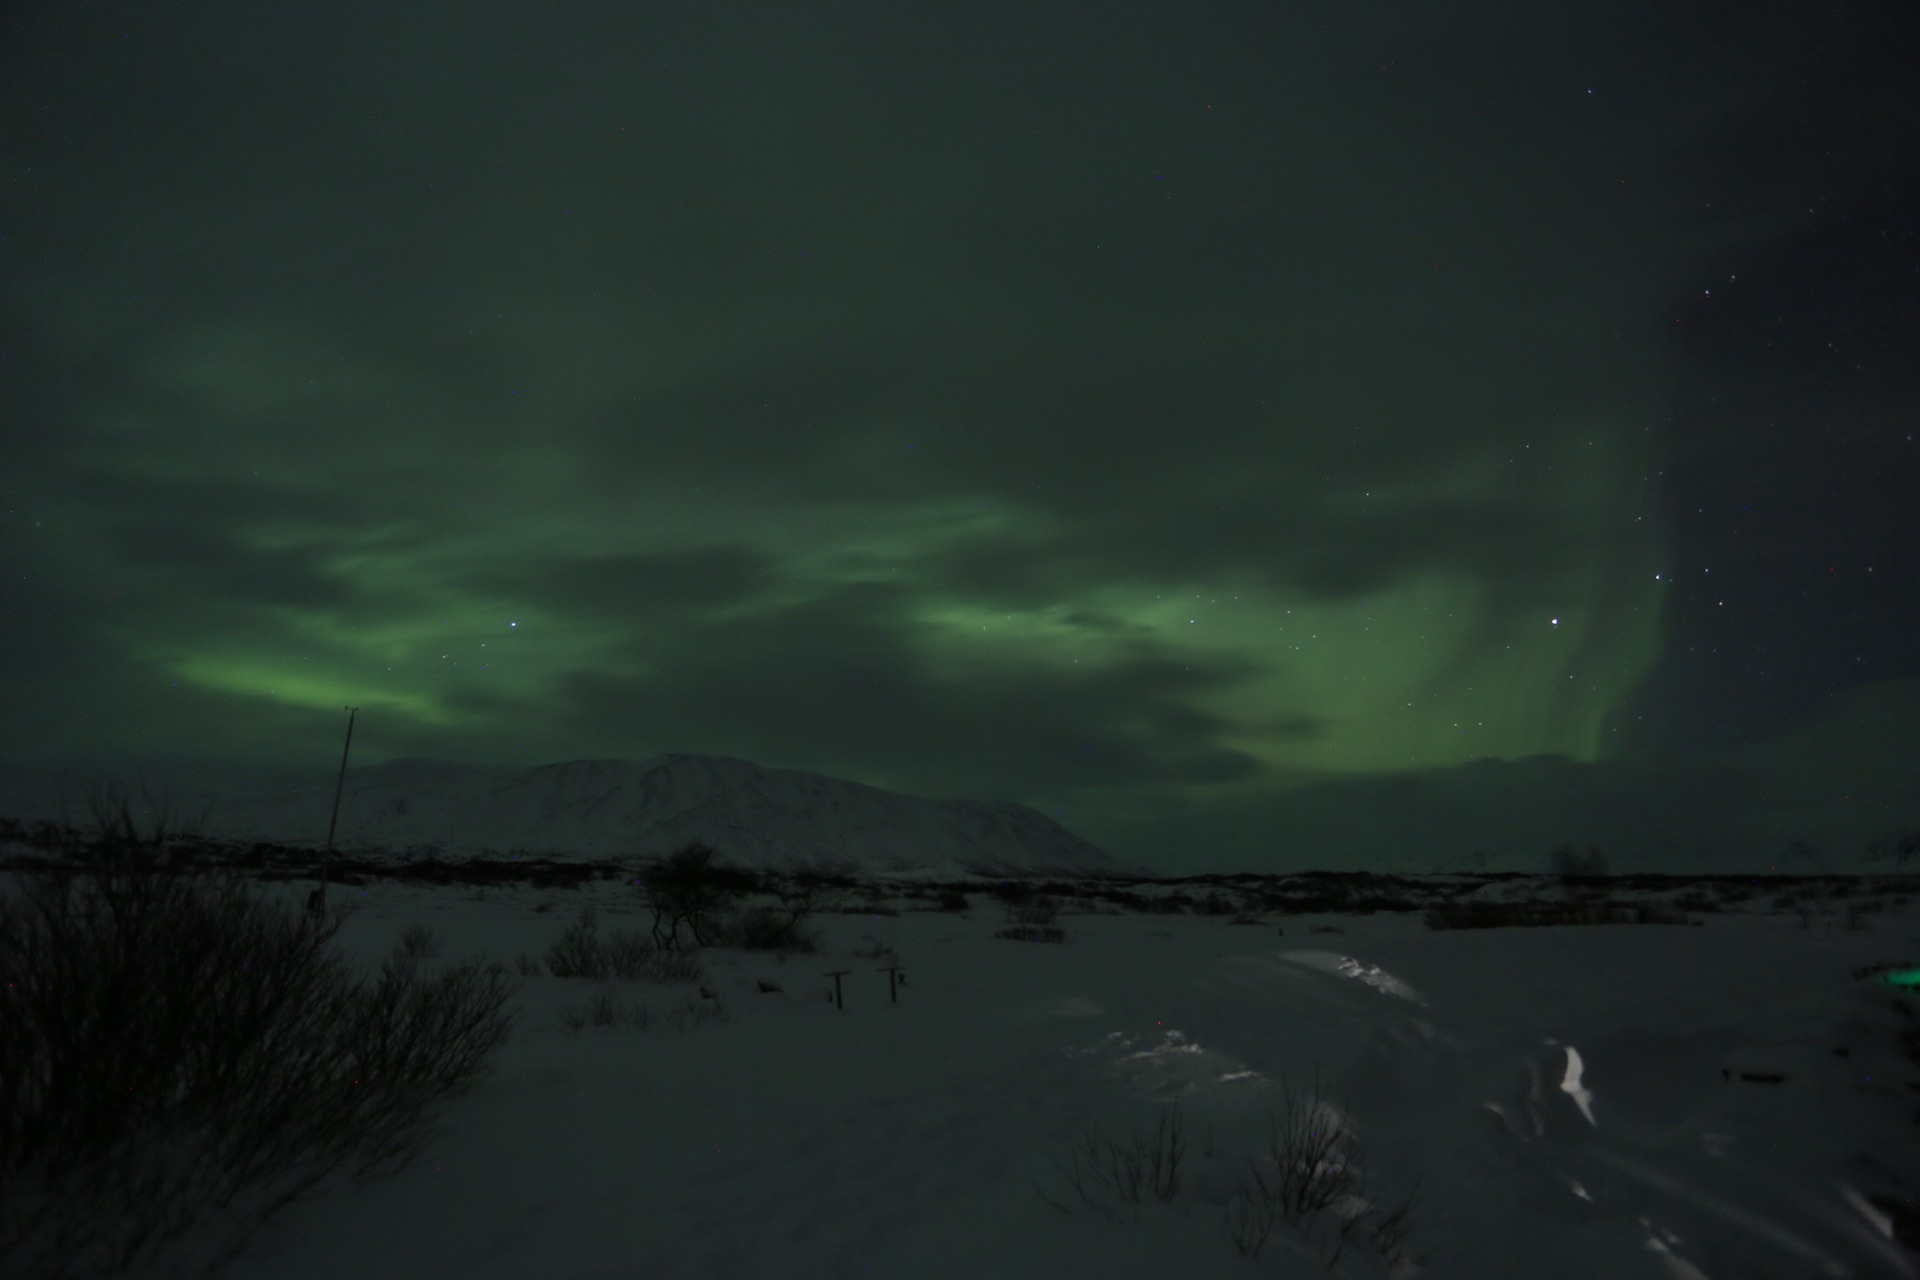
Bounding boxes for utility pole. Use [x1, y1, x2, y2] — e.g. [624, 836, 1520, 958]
[312, 706, 358, 918]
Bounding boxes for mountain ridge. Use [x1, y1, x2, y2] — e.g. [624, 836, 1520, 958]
[0, 753, 1151, 879]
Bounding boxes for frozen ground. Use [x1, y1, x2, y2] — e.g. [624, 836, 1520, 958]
[140, 868, 1920, 1280]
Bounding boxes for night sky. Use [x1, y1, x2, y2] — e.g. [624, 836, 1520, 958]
[3, 2, 1915, 874]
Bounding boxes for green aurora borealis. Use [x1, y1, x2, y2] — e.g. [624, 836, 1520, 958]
[3, 2, 1915, 871]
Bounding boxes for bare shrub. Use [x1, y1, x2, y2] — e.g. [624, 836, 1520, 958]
[995, 925, 1066, 943]
[1222, 1093, 1351, 1261]
[1424, 901, 1665, 930]
[558, 991, 632, 1036]
[0, 863, 513, 1279]
[989, 880, 1034, 906]
[545, 905, 608, 978]
[1033, 1069, 1431, 1272]
[726, 904, 821, 953]
[397, 923, 442, 960]
[1222, 1177, 1278, 1257]
[601, 929, 657, 979]
[1368, 1181, 1430, 1270]
[1034, 1106, 1191, 1223]
[1006, 894, 1060, 927]
[663, 992, 729, 1031]
[544, 907, 703, 983]
[1242, 1068, 1360, 1226]
[642, 949, 706, 984]
[585, 990, 624, 1027]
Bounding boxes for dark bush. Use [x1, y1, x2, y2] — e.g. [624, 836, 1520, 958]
[1423, 900, 1683, 930]
[396, 923, 442, 960]
[726, 905, 821, 953]
[0, 864, 514, 1279]
[1006, 895, 1060, 927]
[544, 906, 701, 980]
[545, 905, 610, 977]
[996, 925, 1067, 943]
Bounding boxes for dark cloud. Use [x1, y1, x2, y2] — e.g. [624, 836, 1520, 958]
[476, 547, 778, 620]
[105, 520, 350, 611]
[554, 580, 1264, 798]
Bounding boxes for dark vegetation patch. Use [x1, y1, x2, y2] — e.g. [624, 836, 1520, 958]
[996, 925, 1067, 943]
[1425, 901, 1694, 930]
[0, 817, 634, 889]
[0, 861, 513, 1278]
[8, 816, 1920, 933]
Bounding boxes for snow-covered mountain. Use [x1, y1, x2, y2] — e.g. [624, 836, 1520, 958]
[0, 754, 1150, 879]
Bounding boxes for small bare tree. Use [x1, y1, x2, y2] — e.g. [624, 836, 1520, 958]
[633, 843, 757, 949]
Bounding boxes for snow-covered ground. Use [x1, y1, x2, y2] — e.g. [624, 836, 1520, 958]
[154, 869, 1920, 1280]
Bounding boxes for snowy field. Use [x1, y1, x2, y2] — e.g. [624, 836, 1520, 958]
[145, 868, 1920, 1280]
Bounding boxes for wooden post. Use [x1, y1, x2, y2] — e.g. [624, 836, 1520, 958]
[314, 706, 358, 917]
[824, 969, 852, 1010]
